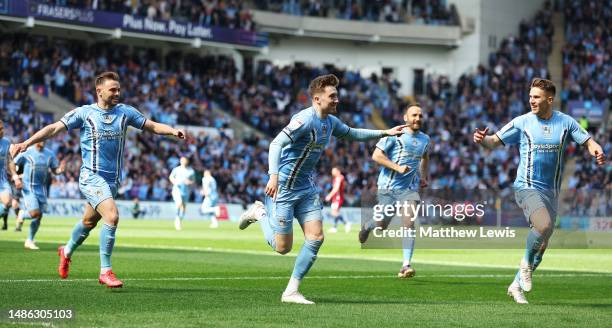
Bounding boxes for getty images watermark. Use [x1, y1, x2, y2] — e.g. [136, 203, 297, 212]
[370, 200, 515, 239]
[358, 188, 612, 249]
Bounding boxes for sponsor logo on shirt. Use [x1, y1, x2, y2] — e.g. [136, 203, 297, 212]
[93, 130, 123, 140]
[307, 141, 325, 151]
[533, 143, 560, 152]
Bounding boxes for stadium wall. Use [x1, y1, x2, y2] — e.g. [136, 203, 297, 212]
[257, 36, 463, 95]
[449, 0, 548, 65]
[258, 0, 547, 95]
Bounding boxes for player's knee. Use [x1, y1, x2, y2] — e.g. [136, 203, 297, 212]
[305, 232, 324, 243]
[31, 211, 42, 219]
[534, 220, 553, 236]
[106, 211, 120, 225]
[82, 219, 98, 229]
[275, 245, 292, 255]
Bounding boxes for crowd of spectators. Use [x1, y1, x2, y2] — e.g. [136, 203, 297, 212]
[559, 0, 611, 217]
[1, 1, 608, 215]
[43, 0, 454, 27]
[41, 0, 255, 31]
[561, 0, 610, 105]
[253, 0, 456, 25]
[382, 3, 554, 194]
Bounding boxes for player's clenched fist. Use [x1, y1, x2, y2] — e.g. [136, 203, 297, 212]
[594, 150, 605, 166]
[396, 165, 410, 174]
[473, 127, 489, 144]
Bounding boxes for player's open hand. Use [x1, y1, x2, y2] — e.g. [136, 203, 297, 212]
[10, 143, 28, 158]
[385, 124, 408, 136]
[473, 127, 489, 144]
[265, 174, 279, 199]
[594, 150, 606, 166]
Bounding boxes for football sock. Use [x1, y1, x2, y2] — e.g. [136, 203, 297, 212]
[28, 219, 40, 241]
[0, 203, 7, 227]
[261, 197, 276, 249]
[65, 221, 92, 257]
[335, 215, 345, 225]
[291, 239, 323, 280]
[100, 224, 116, 270]
[514, 250, 545, 283]
[210, 216, 218, 226]
[285, 277, 301, 294]
[523, 229, 544, 265]
[402, 235, 415, 266]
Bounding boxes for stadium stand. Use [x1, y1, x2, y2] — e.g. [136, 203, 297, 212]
[0, 1, 608, 212]
[561, 0, 610, 105]
[252, 0, 456, 25]
[39, 0, 256, 31]
[560, 0, 611, 216]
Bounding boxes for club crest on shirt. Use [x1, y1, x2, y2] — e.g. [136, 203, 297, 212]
[102, 114, 115, 124]
[321, 123, 328, 135]
[412, 138, 419, 147]
[542, 125, 552, 139]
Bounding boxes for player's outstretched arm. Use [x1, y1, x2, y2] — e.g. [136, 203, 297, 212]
[10, 121, 67, 157]
[372, 148, 409, 174]
[142, 120, 185, 139]
[473, 127, 502, 149]
[266, 131, 292, 199]
[341, 124, 408, 141]
[584, 138, 606, 166]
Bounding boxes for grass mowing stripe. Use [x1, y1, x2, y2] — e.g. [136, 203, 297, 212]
[2, 272, 611, 283]
[15, 240, 612, 273]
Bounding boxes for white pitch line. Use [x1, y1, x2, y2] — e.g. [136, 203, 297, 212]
[1, 273, 611, 284]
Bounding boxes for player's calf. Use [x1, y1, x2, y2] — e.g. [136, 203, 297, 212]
[275, 236, 293, 255]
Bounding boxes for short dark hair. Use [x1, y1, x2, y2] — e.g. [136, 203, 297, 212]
[95, 71, 120, 86]
[308, 74, 339, 97]
[530, 78, 555, 97]
[405, 103, 421, 114]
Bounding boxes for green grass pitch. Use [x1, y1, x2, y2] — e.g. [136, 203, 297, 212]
[1, 217, 611, 327]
